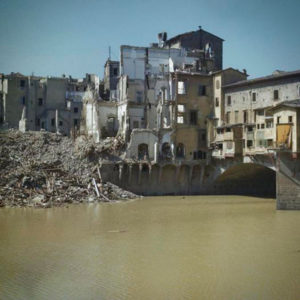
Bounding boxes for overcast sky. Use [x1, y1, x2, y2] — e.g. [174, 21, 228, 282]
[1, 0, 300, 79]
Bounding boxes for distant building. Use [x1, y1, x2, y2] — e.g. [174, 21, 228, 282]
[211, 69, 300, 158]
[1, 72, 100, 136]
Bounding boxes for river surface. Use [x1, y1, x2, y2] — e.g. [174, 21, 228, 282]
[0, 196, 300, 300]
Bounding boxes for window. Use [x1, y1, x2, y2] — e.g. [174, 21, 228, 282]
[21, 96, 25, 105]
[36, 118, 40, 126]
[215, 97, 219, 107]
[243, 110, 248, 123]
[74, 107, 79, 113]
[20, 80, 25, 88]
[177, 104, 185, 113]
[51, 118, 55, 126]
[235, 111, 238, 123]
[176, 143, 185, 158]
[274, 90, 279, 100]
[59, 121, 63, 126]
[38, 98, 43, 106]
[252, 92, 256, 102]
[247, 140, 253, 147]
[133, 121, 139, 128]
[226, 112, 231, 124]
[177, 116, 184, 124]
[257, 124, 260, 129]
[288, 116, 293, 123]
[227, 95, 231, 106]
[248, 126, 253, 132]
[277, 116, 281, 124]
[41, 121, 45, 129]
[198, 85, 206, 96]
[257, 109, 264, 116]
[178, 81, 186, 94]
[74, 119, 79, 126]
[261, 124, 265, 129]
[136, 91, 143, 103]
[266, 120, 273, 128]
[113, 68, 118, 76]
[190, 110, 197, 125]
[202, 133, 206, 141]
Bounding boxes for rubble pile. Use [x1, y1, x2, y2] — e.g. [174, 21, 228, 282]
[0, 130, 137, 208]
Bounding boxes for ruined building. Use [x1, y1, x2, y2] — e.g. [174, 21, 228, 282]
[1, 72, 100, 136]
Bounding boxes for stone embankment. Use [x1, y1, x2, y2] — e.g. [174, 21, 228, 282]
[0, 130, 138, 208]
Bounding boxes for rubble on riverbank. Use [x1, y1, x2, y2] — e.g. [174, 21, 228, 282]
[0, 130, 138, 208]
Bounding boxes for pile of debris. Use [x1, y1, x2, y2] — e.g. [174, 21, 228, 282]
[0, 130, 138, 208]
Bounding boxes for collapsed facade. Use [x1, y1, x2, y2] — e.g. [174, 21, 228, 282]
[0, 72, 100, 136]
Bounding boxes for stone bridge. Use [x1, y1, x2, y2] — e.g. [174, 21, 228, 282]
[100, 151, 300, 210]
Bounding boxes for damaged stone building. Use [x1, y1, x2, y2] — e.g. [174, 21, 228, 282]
[212, 69, 300, 159]
[1, 72, 100, 136]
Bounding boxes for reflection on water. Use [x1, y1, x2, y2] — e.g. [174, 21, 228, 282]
[0, 196, 300, 300]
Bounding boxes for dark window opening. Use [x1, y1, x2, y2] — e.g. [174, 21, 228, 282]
[277, 116, 281, 124]
[190, 110, 197, 125]
[176, 143, 185, 158]
[202, 133, 206, 141]
[20, 80, 25, 88]
[252, 92, 256, 102]
[38, 98, 43, 106]
[21, 96, 25, 105]
[59, 121, 63, 126]
[51, 118, 55, 126]
[247, 140, 253, 147]
[227, 95, 231, 106]
[288, 116, 293, 123]
[36, 118, 40, 126]
[74, 119, 79, 126]
[138, 143, 149, 160]
[243, 111, 248, 123]
[74, 107, 79, 113]
[215, 97, 219, 107]
[274, 90, 279, 100]
[113, 68, 118, 76]
[194, 150, 206, 160]
[198, 85, 206, 96]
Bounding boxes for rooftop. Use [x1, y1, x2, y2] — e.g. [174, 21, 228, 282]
[223, 69, 300, 89]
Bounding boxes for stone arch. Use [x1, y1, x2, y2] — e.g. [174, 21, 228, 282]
[161, 142, 172, 160]
[138, 143, 149, 160]
[161, 164, 177, 194]
[177, 165, 190, 194]
[214, 163, 276, 197]
[106, 114, 117, 137]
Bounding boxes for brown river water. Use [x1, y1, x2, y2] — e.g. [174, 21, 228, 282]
[0, 196, 300, 300]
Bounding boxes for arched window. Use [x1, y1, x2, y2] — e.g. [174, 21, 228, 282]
[138, 143, 149, 160]
[176, 143, 185, 158]
[162, 142, 172, 160]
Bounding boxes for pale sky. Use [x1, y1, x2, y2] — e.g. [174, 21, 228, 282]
[0, 0, 300, 79]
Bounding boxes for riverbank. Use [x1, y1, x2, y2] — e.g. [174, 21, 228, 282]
[0, 130, 139, 208]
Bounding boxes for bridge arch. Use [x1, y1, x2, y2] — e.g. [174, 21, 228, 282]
[214, 162, 276, 197]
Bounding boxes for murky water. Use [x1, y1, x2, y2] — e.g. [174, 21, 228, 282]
[0, 196, 300, 300]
